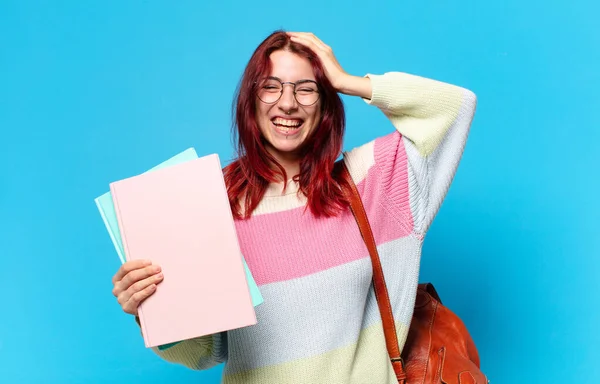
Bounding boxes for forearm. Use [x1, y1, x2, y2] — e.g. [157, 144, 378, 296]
[337, 74, 373, 100]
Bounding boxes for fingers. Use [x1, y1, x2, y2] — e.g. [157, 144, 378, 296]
[287, 32, 330, 53]
[112, 259, 151, 285]
[287, 31, 346, 91]
[115, 269, 164, 315]
[112, 263, 162, 297]
[122, 283, 158, 315]
[288, 32, 325, 47]
[112, 260, 163, 317]
[117, 272, 164, 303]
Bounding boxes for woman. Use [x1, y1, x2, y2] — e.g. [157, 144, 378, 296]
[111, 30, 477, 383]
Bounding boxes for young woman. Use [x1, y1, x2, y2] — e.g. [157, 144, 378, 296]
[111, 30, 477, 383]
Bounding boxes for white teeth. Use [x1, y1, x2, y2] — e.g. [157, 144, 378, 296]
[273, 118, 302, 127]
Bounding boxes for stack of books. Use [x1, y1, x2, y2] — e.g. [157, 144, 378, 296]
[94, 148, 262, 349]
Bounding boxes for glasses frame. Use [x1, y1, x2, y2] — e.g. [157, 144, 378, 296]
[255, 77, 321, 107]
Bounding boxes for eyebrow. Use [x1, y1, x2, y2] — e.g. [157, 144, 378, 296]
[267, 76, 317, 83]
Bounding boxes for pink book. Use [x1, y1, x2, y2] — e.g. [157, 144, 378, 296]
[109, 154, 257, 348]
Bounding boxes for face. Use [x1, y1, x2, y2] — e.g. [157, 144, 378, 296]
[256, 50, 321, 163]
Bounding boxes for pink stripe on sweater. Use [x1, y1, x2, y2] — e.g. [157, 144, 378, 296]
[235, 133, 413, 285]
[372, 131, 414, 231]
[235, 192, 411, 285]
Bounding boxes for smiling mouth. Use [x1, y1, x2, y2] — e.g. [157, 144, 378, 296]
[271, 117, 304, 135]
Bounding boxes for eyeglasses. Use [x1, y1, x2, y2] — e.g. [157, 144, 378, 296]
[256, 77, 320, 106]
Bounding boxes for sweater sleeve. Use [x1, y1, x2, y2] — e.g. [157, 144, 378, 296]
[149, 331, 228, 370]
[345, 72, 477, 235]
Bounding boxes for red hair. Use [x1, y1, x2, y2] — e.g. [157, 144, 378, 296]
[223, 30, 349, 220]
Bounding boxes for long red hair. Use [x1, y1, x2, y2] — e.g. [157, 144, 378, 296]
[223, 30, 349, 220]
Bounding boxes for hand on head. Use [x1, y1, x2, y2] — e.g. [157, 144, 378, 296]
[286, 32, 349, 92]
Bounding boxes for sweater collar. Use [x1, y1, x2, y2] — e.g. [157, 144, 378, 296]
[263, 178, 300, 197]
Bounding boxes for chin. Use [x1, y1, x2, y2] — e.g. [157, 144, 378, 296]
[262, 123, 312, 156]
[268, 138, 305, 157]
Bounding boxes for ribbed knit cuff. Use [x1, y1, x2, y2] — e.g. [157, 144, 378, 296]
[362, 72, 421, 111]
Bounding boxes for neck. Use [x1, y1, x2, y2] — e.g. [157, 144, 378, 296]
[269, 151, 300, 182]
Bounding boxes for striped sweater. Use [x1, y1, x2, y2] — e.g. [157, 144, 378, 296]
[150, 71, 477, 383]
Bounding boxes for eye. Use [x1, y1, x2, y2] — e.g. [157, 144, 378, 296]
[261, 79, 281, 90]
[296, 80, 318, 93]
[297, 88, 316, 94]
[261, 83, 282, 93]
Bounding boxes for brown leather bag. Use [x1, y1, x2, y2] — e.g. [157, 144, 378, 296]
[340, 162, 489, 384]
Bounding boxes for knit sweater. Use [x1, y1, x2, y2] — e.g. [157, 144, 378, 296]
[150, 71, 477, 383]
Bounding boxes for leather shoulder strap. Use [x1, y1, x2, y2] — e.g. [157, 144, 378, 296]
[339, 161, 407, 381]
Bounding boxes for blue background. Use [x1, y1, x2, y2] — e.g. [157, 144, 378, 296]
[1, 1, 598, 383]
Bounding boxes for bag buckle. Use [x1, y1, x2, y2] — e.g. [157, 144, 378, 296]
[391, 356, 405, 368]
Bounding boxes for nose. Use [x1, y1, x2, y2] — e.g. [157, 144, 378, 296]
[277, 83, 298, 113]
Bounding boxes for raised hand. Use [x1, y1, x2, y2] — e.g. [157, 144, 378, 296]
[287, 32, 372, 99]
[287, 32, 350, 92]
